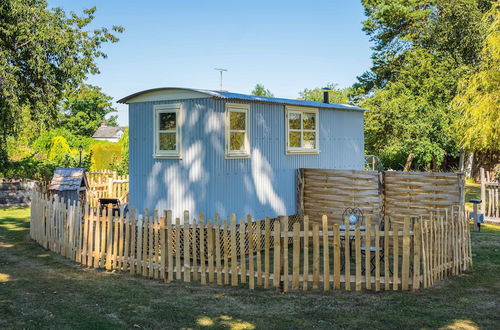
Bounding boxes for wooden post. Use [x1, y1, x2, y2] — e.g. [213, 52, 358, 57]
[130, 208, 137, 275]
[402, 217, 410, 290]
[223, 219, 230, 285]
[192, 216, 198, 281]
[153, 210, 160, 279]
[248, 219, 255, 290]
[175, 217, 181, 280]
[200, 216, 206, 285]
[303, 215, 310, 291]
[333, 224, 340, 290]
[297, 169, 305, 215]
[355, 224, 361, 291]
[107, 177, 113, 198]
[365, 216, 372, 290]
[136, 214, 143, 275]
[322, 215, 330, 291]
[413, 221, 421, 291]
[480, 168, 486, 215]
[393, 223, 399, 290]
[93, 210, 101, 268]
[273, 219, 281, 289]
[281, 216, 289, 292]
[240, 220, 247, 284]
[166, 210, 173, 282]
[230, 214, 237, 286]
[160, 215, 166, 281]
[312, 224, 320, 289]
[142, 210, 149, 277]
[215, 216, 222, 285]
[183, 211, 191, 282]
[256, 220, 262, 287]
[344, 216, 351, 291]
[264, 217, 271, 288]
[292, 222, 300, 290]
[208, 221, 214, 283]
[375, 225, 381, 291]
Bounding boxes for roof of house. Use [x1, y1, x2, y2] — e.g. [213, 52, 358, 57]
[117, 87, 367, 111]
[49, 168, 88, 191]
[92, 126, 126, 139]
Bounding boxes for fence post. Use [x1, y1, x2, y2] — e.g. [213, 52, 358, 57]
[480, 168, 486, 215]
[297, 169, 305, 215]
[322, 215, 330, 291]
[107, 177, 113, 198]
[273, 219, 281, 289]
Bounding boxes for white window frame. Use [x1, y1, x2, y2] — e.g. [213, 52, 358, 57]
[153, 104, 182, 158]
[285, 106, 320, 154]
[225, 103, 250, 158]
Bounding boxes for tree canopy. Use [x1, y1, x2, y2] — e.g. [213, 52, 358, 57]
[60, 84, 118, 137]
[356, 0, 497, 170]
[452, 3, 500, 153]
[0, 0, 123, 166]
[251, 84, 274, 97]
[299, 83, 349, 104]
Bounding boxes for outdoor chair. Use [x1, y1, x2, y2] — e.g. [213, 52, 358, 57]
[361, 218, 392, 275]
[340, 207, 365, 271]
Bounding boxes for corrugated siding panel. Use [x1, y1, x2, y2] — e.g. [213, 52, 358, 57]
[129, 98, 364, 221]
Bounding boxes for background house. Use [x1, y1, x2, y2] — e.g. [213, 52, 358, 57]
[92, 124, 127, 142]
[118, 87, 366, 221]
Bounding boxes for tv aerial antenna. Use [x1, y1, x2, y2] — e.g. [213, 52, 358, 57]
[214, 68, 227, 90]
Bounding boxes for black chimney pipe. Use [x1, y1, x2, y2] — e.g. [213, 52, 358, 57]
[322, 87, 329, 104]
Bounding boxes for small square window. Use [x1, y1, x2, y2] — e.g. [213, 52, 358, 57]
[225, 104, 250, 158]
[286, 106, 319, 154]
[154, 104, 182, 158]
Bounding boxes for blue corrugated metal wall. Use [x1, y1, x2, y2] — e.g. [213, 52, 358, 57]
[129, 98, 364, 221]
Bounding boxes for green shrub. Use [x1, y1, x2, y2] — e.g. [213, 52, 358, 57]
[110, 128, 129, 175]
[32, 128, 94, 155]
[91, 141, 122, 170]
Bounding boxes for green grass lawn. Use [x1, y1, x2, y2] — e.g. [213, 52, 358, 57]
[1, 207, 499, 329]
[465, 183, 481, 212]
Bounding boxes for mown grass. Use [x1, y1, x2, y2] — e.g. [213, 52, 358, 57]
[0, 207, 499, 329]
[465, 183, 481, 212]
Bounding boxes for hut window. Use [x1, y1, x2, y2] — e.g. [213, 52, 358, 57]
[154, 104, 182, 158]
[286, 106, 319, 154]
[225, 103, 250, 158]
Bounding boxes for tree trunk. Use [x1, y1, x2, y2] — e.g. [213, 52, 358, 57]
[465, 152, 474, 178]
[403, 153, 414, 172]
[459, 148, 465, 172]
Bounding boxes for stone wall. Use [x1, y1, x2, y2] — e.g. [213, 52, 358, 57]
[0, 179, 37, 207]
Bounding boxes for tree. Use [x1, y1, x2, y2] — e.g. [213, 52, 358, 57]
[61, 84, 118, 137]
[355, 0, 495, 170]
[299, 83, 349, 104]
[0, 0, 123, 166]
[453, 3, 500, 154]
[357, 0, 490, 94]
[251, 84, 274, 97]
[47, 136, 71, 164]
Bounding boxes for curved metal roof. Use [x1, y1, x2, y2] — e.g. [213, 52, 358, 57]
[117, 87, 367, 111]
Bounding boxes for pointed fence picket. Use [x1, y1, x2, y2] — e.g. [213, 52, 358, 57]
[29, 191, 472, 292]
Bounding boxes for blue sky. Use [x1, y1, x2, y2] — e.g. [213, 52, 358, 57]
[47, 1, 372, 126]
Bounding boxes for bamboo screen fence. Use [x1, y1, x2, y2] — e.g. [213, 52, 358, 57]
[30, 192, 471, 292]
[298, 169, 465, 225]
